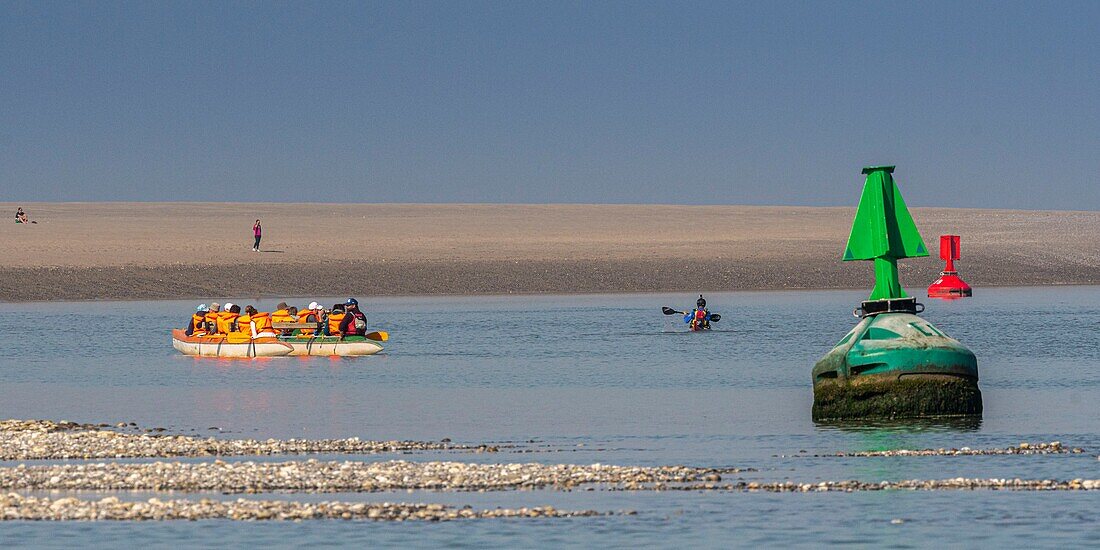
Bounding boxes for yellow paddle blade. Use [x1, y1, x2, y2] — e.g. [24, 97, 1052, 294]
[366, 331, 389, 342]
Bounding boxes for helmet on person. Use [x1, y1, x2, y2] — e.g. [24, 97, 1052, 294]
[346, 298, 359, 307]
[696, 295, 706, 309]
[307, 301, 320, 310]
[196, 304, 208, 312]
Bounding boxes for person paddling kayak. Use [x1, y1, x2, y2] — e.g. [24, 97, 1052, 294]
[661, 295, 721, 331]
[685, 295, 712, 331]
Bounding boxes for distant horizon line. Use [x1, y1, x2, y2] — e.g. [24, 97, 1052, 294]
[1, 200, 1099, 214]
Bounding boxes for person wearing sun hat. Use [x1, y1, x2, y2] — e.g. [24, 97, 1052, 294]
[270, 302, 296, 335]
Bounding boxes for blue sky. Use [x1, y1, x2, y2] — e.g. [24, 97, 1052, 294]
[1, 1, 1097, 208]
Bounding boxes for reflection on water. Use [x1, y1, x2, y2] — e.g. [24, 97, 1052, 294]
[1, 287, 1099, 546]
[814, 415, 984, 433]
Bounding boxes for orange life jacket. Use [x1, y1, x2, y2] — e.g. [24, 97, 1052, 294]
[190, 313, 207, 335]
[251, 312, 274, 333]
[234, 313, 253, 336]
[328, 313, 346, 335]
[216, 312, 240, 335]
[297, 309, 318, 335]
[205, 311, 221, 333]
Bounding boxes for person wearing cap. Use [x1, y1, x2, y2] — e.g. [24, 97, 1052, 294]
[216, 303, 241, 335]
[186, 304, 209, 336]
[338, 298, 369, 338]
[295, 302, 324, 336]
[204, 303, 221, 335]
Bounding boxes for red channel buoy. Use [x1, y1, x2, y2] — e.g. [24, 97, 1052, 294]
[928, 235, 972, 298]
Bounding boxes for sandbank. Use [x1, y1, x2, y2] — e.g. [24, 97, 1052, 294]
[2, 202, 1098, 301]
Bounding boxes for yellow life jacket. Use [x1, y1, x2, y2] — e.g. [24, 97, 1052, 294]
[328, 313, 346, 336]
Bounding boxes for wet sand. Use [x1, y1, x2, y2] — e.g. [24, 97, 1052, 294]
[3, 202, 1099, 301]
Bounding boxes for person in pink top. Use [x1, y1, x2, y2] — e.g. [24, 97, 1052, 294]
[252, 219, 262, 251]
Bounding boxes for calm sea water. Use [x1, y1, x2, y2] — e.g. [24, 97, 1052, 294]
[0, 288, 1098, 548]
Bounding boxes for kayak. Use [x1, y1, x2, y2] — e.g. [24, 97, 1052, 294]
[282, 335, 384, 356]
[171, 329, 293, 358]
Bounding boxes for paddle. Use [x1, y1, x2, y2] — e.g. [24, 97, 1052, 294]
[366, 331, 389, 342]
[663, 306, 720, 322]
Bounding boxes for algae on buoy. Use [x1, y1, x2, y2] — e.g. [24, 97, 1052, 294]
[812, 166, 981, 420]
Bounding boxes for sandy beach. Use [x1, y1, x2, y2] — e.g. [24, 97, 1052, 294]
[3, 202, 1099, 301]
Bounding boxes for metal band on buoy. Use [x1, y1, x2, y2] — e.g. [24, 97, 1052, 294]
[854, 297, 924, 318]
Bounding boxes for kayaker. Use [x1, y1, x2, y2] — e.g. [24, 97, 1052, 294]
[684, 295, 713, 331]
[338, 298, 368, 338]
[186, 304, 209, 336]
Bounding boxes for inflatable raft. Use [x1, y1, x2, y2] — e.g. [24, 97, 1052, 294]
[172, 330, 386, 358]
[171, 329, 293, 358]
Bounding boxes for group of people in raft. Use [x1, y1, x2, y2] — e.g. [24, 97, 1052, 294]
[184, 298, 370, 339]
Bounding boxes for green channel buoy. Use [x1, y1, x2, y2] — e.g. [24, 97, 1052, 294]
[811, 166, 981, 420]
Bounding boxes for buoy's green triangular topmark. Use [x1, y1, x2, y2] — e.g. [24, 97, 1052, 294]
[843, 166, 928, 301]
[844, 166, 928, 262]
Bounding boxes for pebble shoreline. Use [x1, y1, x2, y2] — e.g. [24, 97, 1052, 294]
[0, 493, 608, 521]
[607, 478, 1100, 492]
[0, 460, 742, 493]
[1, 460, 1096, 494]
[3, 419, 1097, 526]
[0, 420, 498, 460]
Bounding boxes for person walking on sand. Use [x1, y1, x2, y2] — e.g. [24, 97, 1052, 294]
[252, 219, 262, 251]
